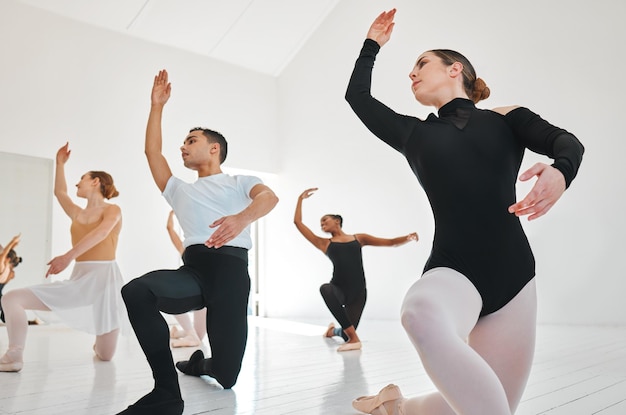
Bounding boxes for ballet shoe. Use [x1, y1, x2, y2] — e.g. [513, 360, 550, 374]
[371, 398, 405, 415]
[324, 323, 335, 338]
[171, 332, 201, 348]
[115, 387, 183, 415]
[175, 349, 207, 377]
[0, 348, 24, 373]
[352, 384, 404, 414]
[0, 360, 23, 372]
[337, 341, 362, 352]
[169, 326, 186, 339]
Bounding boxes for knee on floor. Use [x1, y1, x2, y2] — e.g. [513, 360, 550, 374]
[95, 349, 115, 361]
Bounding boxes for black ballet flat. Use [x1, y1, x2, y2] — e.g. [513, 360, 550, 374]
[115, 388, 184, 415]
[175, 349, 207, 377]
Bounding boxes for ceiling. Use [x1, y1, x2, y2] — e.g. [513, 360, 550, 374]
[16, 0, 340, 77]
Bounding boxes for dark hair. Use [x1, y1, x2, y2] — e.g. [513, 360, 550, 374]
[89, 171, 119, 199]
[323, 214, 343, 228]
[429, 49, 491, 103]
[8, 249, 21, 268]
[190, 127, 228, 164]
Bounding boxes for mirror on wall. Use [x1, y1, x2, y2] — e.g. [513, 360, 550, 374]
[0, 151, 53, 293]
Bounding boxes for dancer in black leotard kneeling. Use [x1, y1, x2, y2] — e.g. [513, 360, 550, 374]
[294, 188, 417, 352]
[346, 9, 584, 415]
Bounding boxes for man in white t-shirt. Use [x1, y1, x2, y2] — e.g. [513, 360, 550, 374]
[117, 70, 279, 415]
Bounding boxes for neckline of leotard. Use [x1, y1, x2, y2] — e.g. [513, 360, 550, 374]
[72, 217, 102, 228]
[438, 97, 475, 117]
[436, 98, 475, 129]
[329, 237, 358, 245]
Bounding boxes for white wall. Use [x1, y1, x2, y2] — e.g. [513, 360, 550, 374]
[265, 0, 626, 325]
[2, 0, 624, 326]
[0, 1, 278, 282]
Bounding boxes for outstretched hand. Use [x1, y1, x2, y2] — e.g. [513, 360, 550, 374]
[367, 8, 396, 47]
[56, 142, 71, 165]
[407, 232, 418, 242]
[299, 188, 318, 200]
[46, 253, 72, 278]
[509, 162, 566, 221]
[152, 69, 171, 107]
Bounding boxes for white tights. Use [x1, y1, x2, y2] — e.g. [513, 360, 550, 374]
[400, 268, 537, 415]
[173, 309, 207, 340]
[0, 288, 119, 363]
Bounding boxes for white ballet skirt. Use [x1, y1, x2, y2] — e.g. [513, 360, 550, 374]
[29, 261, 129, 335]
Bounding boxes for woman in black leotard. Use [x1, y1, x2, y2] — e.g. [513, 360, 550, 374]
[346, 9, 584, 415]
[294, 188, 417, 352]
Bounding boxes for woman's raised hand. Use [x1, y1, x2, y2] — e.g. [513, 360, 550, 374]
[299, 188, 318, 200]
[367, 8, 397, 47]
[56, 142, 71, 165]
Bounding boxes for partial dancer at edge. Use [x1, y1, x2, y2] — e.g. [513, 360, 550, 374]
[345, 9, 584, 415]
[0, 235, 22, 323]
[294, 188, 417, 352]
[0, 143, 126, 373]
[117, 70, 278, 415]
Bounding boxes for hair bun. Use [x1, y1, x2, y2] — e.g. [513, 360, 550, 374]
[471, 77, 490, 103]
[107, 187, 120, 199]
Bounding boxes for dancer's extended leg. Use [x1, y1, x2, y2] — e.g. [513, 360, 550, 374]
[0, 288, 50, 371]
[118, 268, 204, 414]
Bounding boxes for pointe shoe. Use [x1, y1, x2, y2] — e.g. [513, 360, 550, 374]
[352, 384, 403, 414]
[337, 341, 362, 352]
[324, 323, 335, 338]
[170, 326, 186, 339]
[171, 332, 201, 348]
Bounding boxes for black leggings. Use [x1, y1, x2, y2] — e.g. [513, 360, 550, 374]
[319, 283, 367, 341]
[121, 246, 250, 390]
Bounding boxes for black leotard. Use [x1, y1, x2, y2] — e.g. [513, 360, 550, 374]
[326, 239, 366, 303]
[345, 39, 584, 316]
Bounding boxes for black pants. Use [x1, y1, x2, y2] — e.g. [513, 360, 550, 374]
[121, 245, 250, 390]
[320, 283, 367, 341]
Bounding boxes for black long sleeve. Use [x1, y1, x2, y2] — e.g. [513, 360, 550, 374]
[505, 107, 585, 188]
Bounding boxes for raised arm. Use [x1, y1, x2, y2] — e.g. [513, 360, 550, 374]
[54, 143, 81, 219]
[293, 188, 328, 252]
[205, 183, 279, 249]
[145, 69, 174, 192]
[357, 232, 418, 247]
[46, 205, 122, 277]
[166, 210, 184, 256]
[345, 9, 415, 153]
[366, 8, 396, 47]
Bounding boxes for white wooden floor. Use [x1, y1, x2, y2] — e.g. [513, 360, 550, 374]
[1, 317, 625, 415]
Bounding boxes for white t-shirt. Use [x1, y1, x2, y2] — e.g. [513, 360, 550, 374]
[163, 173, 263, 249]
